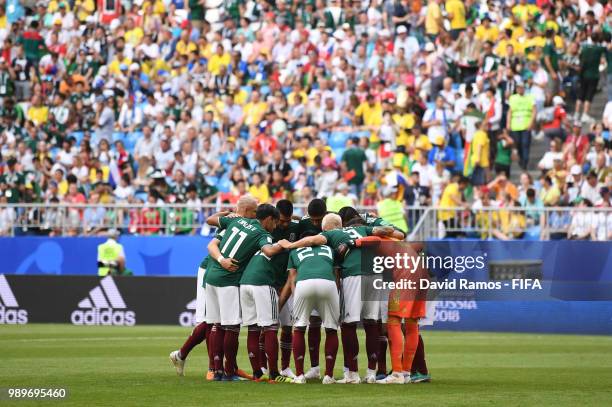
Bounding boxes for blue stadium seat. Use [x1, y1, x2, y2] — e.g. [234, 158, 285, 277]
[332, 148, 345, 160]
[112, 132, 125, 144]
[426, 102, 435, 110]
[329, 131, 349, 149]
[260, 85, 270, 96]
[524, 226, 541, 241]
[134, 192, 148, 202]
[216, 177, 231, 193]
[69, 131, 84, 146]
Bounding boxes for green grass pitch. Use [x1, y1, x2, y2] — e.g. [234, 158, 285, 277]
[1, 325, 611, 406]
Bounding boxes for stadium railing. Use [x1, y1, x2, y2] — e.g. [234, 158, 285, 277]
[408, 206, 612, 241]
[0, 204, 609, 240]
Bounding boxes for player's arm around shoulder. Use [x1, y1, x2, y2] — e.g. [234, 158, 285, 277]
[260, 233, 284, 257]
[205, 211, 234, 227]
[278, 234, 327, 250]
[372, 225, 405, 240]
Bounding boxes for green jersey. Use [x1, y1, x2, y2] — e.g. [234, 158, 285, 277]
[341, 147, 367, 185]
[271, 219, 302, 287]
[579, 45, 606, 80]
[240, 251, 276, 286]
[322, 226, 374, 278]
[287, 245, 335, 283]
[361, 212, 390, 227]
[205, 217, 273, 287]
[200, 230, 225, 269]
[298, 216, 322, 236]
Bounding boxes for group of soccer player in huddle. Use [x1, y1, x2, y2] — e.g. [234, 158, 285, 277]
[170, 196, 431, 384]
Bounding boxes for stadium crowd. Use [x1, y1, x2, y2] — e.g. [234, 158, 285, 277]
[0, 0, 611, 239]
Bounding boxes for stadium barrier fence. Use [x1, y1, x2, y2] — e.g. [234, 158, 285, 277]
[0, 203, 609, 241]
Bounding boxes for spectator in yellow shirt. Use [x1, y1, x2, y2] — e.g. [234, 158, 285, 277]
[445, 0, 466, 39]
[512, 0, 539, 23]
[108, 44, 132, 76]
[74, 0, 95, 22]
[469, 122, 490, 186]
[208, 44, 231, 75]
[27, 95, 49, 125]
[475, 16, 499, 43]
[124, 17, 144, 47]
[248, 173, 270, 203]
[175, 30, 197, 56]
[438, 176, 470, 237]
[241, 90, 268, 127]
[355, 94, 382, 127]
[425, 0, 443, 40]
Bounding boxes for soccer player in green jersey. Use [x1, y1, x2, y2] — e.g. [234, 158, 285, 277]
[279, 213, 403, 384]
[169, 231, 225, 378]
[338, 205, 407, 379]
[205, 202, 284, 381]
[271, 200, 301, 379]
[278, 236, 340, 384]
[239, 200, 299, 382]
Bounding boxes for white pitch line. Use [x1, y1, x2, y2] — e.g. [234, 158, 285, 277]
[0, 336, 178, 342]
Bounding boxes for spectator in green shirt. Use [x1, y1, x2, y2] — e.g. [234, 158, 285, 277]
[341, 137, 368, 197]
[575, 32, 606, 123]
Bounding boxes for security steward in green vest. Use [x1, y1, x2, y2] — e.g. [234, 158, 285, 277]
[97, 230, 128, 276]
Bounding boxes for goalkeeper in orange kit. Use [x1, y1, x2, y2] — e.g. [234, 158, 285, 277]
[355, 236, 427, 384]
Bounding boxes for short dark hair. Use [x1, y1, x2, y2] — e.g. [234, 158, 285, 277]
[338, 206, 359, 225]
[526, 188, 536, 199]
[458, 176, 470, 185]
[66, 174, 78, 184]
[276, 199, 294, 217]
[256, 204, 280, 220]
[345, 217, 366, 227]
[307, 198, 327, 217]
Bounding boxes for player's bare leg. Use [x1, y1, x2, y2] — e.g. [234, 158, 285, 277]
[337, 322, 360, 384]
[305, 316, 321, 379]
[322, 328, 339, 384]
[410, 334, 431, 383]
[363, 319, 380, 383]
[170, 322, 207, 376]
[279, 325, 295, 378]
[292, 326, 307, 384]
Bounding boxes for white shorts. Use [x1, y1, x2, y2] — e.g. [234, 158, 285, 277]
[419, 301, 438, 327]
[293, 279, 340, 330]
[205, 284, 241, 325]
[279, 294, 293, 327]
[240, 285, 278, 327]
[378, 298, 389, 324]
[341, 275, 380, 324]
[195, 267, 206, 324]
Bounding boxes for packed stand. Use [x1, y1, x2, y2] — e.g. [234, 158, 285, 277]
[0, 0, 610, 239]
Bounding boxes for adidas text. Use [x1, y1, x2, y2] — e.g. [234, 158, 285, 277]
[71, 309, 136, 326]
